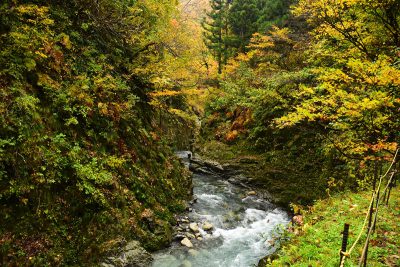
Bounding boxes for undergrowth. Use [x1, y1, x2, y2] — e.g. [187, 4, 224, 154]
[268, 188, 400, 267]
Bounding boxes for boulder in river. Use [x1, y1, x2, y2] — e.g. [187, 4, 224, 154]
[202, 221, 213, 231]
[185, 233, 196, 239]
[190, 157, 224, 173]
[102, 240, 153, 267]
[247, 191, 257, 196]
[188, 249, 199, 257]
[189, 223, 199, 233]
[179, 260, 192, 267]
[181, 238, 193, 248]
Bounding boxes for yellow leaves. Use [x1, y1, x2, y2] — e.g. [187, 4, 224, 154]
[247, 33, 274, 51]
[149, 90, 181, 98]
[35, 51, 48, 59]
[367, 141, 398, 154]
[60, 34, 72, 50]
[15, 4, 49, 17]
[345, 56, 400, 87]
[15, 4, 54, 26]
[98, 103, 109, 115]
[105, 156, 126, 168]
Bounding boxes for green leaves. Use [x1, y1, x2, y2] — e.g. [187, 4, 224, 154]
[0, 0, 192, 265]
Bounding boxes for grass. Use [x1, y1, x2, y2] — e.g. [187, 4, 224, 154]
[269, 187, 400, 267]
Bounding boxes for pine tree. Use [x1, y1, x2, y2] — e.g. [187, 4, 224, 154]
[257, 0, 292, 32]
[202, 0, 230, 74]
[228, 0, 259, 52]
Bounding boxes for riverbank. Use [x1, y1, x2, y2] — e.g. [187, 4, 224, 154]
[197, 140, 327, 207]
[266, 189, 400, 266]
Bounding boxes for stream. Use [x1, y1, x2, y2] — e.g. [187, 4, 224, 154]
[152, 152, 290, 267]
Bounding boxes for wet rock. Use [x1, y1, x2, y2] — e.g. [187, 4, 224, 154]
[189, 162, 202, 172]
[197, 237, 203, 241]
[179, 260, 192, 267]
[189, 196, 198, 205]
[196, 167, 215, 175]
[247, 191, 257, 196]
[103, 240, 153, 267]
[185, 233, 195, 239]
[227, 175, 251, 189]
[174, 234, 186, 241]
[189, 223, 199, 233]
[188, 249, 199, 257]
[195, 233, 201, 238]
[202, 221, 213, 231]
[190, 157, 224, 174]
[181, 238, 193, 248]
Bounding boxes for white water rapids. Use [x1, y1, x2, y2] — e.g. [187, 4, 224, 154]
[152, 152, 289, 267]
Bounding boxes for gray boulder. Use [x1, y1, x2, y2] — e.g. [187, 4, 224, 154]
[102, 240, 153, 267]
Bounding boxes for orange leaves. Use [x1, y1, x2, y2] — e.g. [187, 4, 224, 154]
[170, 18, 179, 28]
[225, 130, 238, 142]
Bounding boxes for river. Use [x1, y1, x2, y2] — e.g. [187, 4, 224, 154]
[152, 152, 289, 267]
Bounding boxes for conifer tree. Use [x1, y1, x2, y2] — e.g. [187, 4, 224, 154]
[257, 0, 293, 31]
[202, 0, 230, 74]
[228, 0, 259, 52]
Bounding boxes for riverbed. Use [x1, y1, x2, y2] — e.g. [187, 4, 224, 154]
[152, 152, 289, 267]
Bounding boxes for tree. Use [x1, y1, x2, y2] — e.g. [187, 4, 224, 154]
[256, 0, 293, 32]
[202, 0, 230, 74]
[228, 0, 259, 52]
[278, 0, 400, 161]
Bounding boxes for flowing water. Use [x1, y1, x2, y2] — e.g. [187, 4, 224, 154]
[152, 152, 289, 267]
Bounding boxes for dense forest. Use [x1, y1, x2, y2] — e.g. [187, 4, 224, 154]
[0, 0, 399, 266]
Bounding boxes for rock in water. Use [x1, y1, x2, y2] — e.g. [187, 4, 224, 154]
[189, 223, 199, 233]
[185, 233, 195, 239]
[103, 240, 153, 267]
[188, 249, 199, 257]
[181, 238, 193, 248]
[247, 191, 257, 196]
[202, 221, 213, 231]
[124, 241, 153, 267]
[180, 260, 192, 267]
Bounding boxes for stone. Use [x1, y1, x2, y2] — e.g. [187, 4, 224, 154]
[189, 163, 202, 172]
[181, 238, 193, 248]
[188, 249, 199, 257]
[189, 223, 199, 233]
[197, 237, 203, 241]
[202, 221, 213, 231]
[123, 241, 153, 267]
[205, 234, 212, 239]
[174, 234, 186, 241]
[185, 233, 195, 239]
[103, 240, 153, 267]
[247, 191, 257, 196]
[180, 260, 192, 267]
[195, 233, 201, 238]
